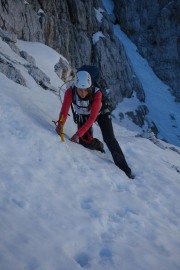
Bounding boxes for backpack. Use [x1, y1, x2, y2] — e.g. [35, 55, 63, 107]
[71, 65, 111, 124]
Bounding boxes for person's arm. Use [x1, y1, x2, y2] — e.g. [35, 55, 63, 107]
[56, 88, 72, 135]
[76, 91, 102, 137]
[59, 88, 72, 124]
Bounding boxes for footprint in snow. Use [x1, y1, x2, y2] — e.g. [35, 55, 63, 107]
[75, 252, 91, 268]
[80, 198, 99, 218]
[81, 198, 100, 218]
[99, 247, 113, 264]
[80, 197, 93, 210]
[11, 198, 29, 209]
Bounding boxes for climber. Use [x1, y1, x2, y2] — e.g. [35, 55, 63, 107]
[56, 69, 135, 179]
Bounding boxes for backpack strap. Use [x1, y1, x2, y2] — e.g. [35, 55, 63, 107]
[92, 84, 110, 114]
[71, 87, 79, 124]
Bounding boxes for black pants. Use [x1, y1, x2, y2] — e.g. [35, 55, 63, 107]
[78, 113, 132, 176]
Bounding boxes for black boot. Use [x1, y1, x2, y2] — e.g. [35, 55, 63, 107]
[79, 138, 105, 153]
[126, 172, 135, 179]
[111, 151, 133, 177]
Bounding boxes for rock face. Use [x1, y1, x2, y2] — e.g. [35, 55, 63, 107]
[0, 0, 144, 106]
[114, 0, 180, 101]
[0, 54, 26, 86]
[0, 0, 44, 42]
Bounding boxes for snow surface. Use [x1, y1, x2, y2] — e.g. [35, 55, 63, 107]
[94, 8, 104, 23]
[92, 31, 105, 45]
[0, 4, 180, 270]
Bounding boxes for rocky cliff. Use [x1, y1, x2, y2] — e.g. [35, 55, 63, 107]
[0, 0, 146, 107]
[114, 0, 180, 101]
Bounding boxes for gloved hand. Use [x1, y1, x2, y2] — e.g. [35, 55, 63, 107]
[56, 124, 63, 136]
[55, 115, 65, 136]
[71, 133, 79, 143]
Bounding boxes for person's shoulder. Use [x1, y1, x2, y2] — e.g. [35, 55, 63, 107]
[66, 87, 73, 93]
[94, 89, 102, 98]
[64, 87, 73, 100]
[92, 89, 102, 103]
[65, 87, 73, 95]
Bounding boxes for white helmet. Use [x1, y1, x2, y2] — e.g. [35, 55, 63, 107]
[74, 71, 92, 88]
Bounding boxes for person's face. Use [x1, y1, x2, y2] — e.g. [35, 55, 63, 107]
[77, 88, 89, 99]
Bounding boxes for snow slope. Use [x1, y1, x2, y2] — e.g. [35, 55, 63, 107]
[0, 35, 180, 270]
